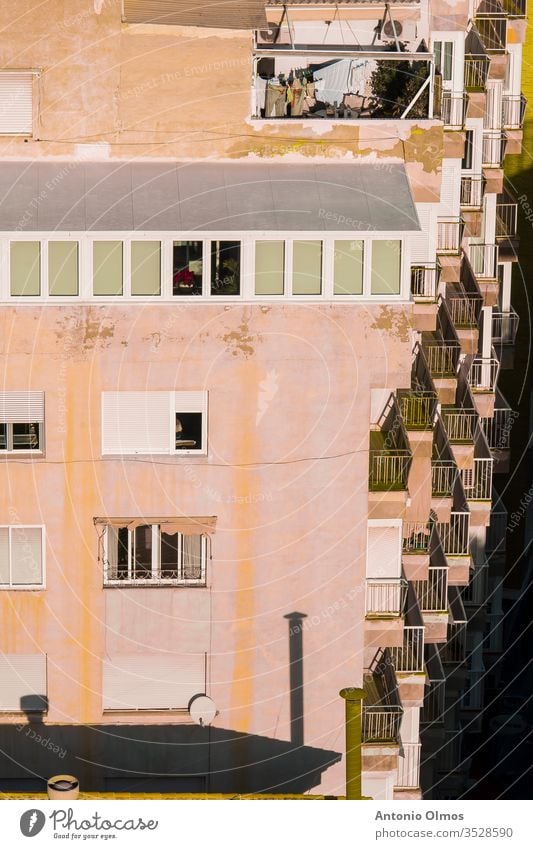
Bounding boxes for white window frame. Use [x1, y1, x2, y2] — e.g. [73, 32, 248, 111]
[0, 70, 39, 137]
[103, 524, 207, 587]
[0, 391, 45, 456]
[0, 525, 46, 590]
[0, 233, 410, 303]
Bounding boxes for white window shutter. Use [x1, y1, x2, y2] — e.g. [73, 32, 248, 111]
[366, 523, 402, 579]
[103, 654, 206, 710]
[102, 392, 171, 454]
[0, 73, 33, 135]
[0, 654, 47, 711]
[174, 391, 208, 414]
[0, 392, 44, 423]
[439, 160, 461, 217]
[410, 205, 435, 263]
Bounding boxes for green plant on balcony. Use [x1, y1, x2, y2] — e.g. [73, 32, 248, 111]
[370, 54, 429, 119]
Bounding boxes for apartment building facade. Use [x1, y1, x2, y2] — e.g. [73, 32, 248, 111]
[0, 0, 524, 798]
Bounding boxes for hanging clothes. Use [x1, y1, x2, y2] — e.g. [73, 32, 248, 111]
[265, 82, 286, 117]
[291, 77, 305, 117]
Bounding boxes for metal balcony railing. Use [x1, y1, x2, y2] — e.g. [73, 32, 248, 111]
[461, 457, 493, 500]
[425, 343, 461, 378]
[432, 460, 458, 497]
[437, 511, 470, 556]
[448, 293, 483, 327]
[460, 174, 485, 208]
[462, 565, 487, 606]
[396, 742, 422, 789]
[482, 132, 507, 166]
[366, 578, 407, 617]
[441, 407, 478, 442]
[492, 308, 519, 344]
[475, 16, 507, 52]
[437, 217, 464, 253]
[467, 354, 500, 392]
[464, 56, 490, 90]
[502, 93, 527, 129]
[496, 194, 518, 239]
[500, 0, 526, 16]
[480, 404, 515, 451]
[441, 92, 468, 129]
[398, 390, 437, 430]
[390, 625, 425, 672]
[411, 263, 439, 301]
[422, 678, 446, 724]
[369, 450, 411, 491]
[362, 706, 403, 743]
[442, 622, 467, 664]
[486, 498, 507, 556]
[414, 567, 448, 612]
[468, 242, 498, 278]
[403, 521, 434, 555]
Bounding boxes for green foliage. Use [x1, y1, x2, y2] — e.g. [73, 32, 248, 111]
[370, 59, 430, 118]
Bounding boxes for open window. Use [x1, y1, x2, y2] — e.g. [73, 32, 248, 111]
[103, 523, 208, 586]
[0, 392, 44, 453]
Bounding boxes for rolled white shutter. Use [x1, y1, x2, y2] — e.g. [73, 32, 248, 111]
[0, 654, 47, 711]
[0, 73, 33, 135]
[440, 160, 461, 217]
[174, 391, 208, 414]
[410, 205, 434, 263]
[102, 392, 171, 454]
[366, 523, 402, 579]
[103, 654, 206, 710]
[0, 392, 44, 423]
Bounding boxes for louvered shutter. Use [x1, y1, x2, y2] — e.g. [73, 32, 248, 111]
[0, 654, 47, 712]
[366, 523, 402, 579]
[102, 392, 171, 454]
[0, 73, 33, 135]
[410, 205, 435, 263]
[0, 392, 44, 423]
[103, 654, 206, 710]
[440, 161, 461, 217]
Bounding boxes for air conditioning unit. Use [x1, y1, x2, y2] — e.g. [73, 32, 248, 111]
[381, 21, 417, 43]
[257, 23, 281, 44]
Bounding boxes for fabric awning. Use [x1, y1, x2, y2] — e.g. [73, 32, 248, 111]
[0, 162, 420, 232]
[94, 517, 217, 535]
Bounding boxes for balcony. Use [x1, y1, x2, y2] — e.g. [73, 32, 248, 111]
[464, 56, 490, 91]
[366, 578, 408, 617]
[502, 93, 527, 129]
[441, 407, 478, 443]
[460, 175, 485, 209]
[437, 218, 464, 254]
[369, 398, 412, 492]
[432, 460, 458, 500]
[485, 493, 507, 561]
[447, 289, 483, 329]
[398, 389, 437, 431]
[492, 308, 519, 345]
[474, 15, 507, 53]
[390, 625, 425, 673]
[480, 389, 515, 469]
[362, 706, 403, 743]
[414, 567, 448, 613]
[424, 343, 461, 379]
[396, 742, 422, 789]
[436, 511, 470, 558]
[499, 0, 527, 15]
[411, 263, 440, 302]
[467, 242, 498, 279]
[461, 564, 488, 607]
[460, 450, 493, 502]
[496, 190, 518, 240]
[421, 643, 446, 725]
[439, 92, 468, 130]
[402, 520, 434, 556]
[467, 352, 500, 392]
[482, 132, 507, 167]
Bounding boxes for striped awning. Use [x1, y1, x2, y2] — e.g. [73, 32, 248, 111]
[123, 0, 267, 29]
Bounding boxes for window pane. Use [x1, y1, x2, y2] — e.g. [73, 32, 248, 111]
[371, 240, 402, 295]
[12, 423, 39, 450]
[10, 527, 42, 585]
[11, 242, 40, 296]
[182, 535, 202, 580]
[173, 241, 203, 296]
[334, 240, 363, 295]
[293, 240, 322, 294]
[161, 532, 179, 579]
[48, 241, 78, 296]
[117, 527, 129, 580]
[0, 528, 9, 584]
[133, 525, 152, 579]
[131, 241, 161, 296]
[255, 241, 284, 295]
[0, 424, 6, 450]
[443, 42, 453, 82]
[93, 241, 123, 296]
[210, 241, 241, 295]
[175, 412, 202, 451]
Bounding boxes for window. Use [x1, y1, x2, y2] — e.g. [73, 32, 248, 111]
[210, 241, 241, 295]
[48, 241, 79, 296]
[0, 526, 44, 588]
[293, 240, 322, 294]
[103, 524, 207, 585]
[462, 130, 474, 170]
[334, 240, 363, 295]
[173, 241, 203, 296]
[103, 653, 206, 711]
[0, 72, 34, 135]
[434, 41, 453, 82]
[0, 654, 47, 712]
[371, 240, 402, 295]
[131, 241, 161, 296]
[101, 391, 208, 455]
[255, 240, 285, 295]
[10, 242, 40, 296]
[0, 391, 44, 453]
[93, 241, 123, 296]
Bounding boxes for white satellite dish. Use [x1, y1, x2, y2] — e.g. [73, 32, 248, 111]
[189, 695, 217, 727]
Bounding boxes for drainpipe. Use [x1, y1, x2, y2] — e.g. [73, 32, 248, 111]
[339, 687, 366, 800]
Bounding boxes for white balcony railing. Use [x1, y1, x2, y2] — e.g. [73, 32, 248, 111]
[482, 132, 507, 166]
[442, 622, 467, 664]
[437, 512, 470, 556]
[362, 706, 402, 743]
[437, 217, 463, 253]
[461, 457, 493, 500]
[411, 263, 439, 301]
[481, 406, 515, 451]
[441, 407, 478, 442]
[391, 626, 425, 672]
[468, 242, 498, 278]
[403, 521, 434, 554]
[366, 578, 407, 617]
[399, 391, 436, 429]
[425, 344, 461, 378]
[502, 93, 527, 129]
[460, 174, 485, 208]
[432, 460, 458, 496]
[369, 450, 411, 491]
[468, 355, 500, 392]
[396, 742, 422, 789]
[441, 93, 467, 129]
[492, 308, 519, 344]
[448, 294, 482, 327]
[414, 567, 448, 612]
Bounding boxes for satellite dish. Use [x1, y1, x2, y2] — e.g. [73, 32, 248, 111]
[189, 695, 217, 727]
[383, 20, 403, 38]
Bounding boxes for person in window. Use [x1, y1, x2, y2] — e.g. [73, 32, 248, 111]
[175, 416, 197, 450]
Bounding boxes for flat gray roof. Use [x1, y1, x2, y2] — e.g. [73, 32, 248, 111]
[1, 161, 420, 233]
